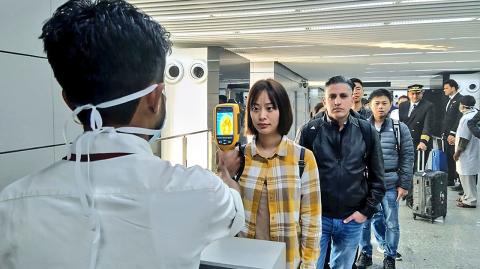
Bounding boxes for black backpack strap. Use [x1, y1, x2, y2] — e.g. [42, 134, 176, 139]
[233, 143, 247, 182]
[391, 118, 401, 154]
[357, 119, 372, 157]
[301, 117, 325, 151]
[299, 147, 305, 178]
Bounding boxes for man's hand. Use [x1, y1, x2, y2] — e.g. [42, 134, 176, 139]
[396, 187, 409, 202]
[453, 151, 461, 161]
[216, 154, 240, 192]
[343, 211, 367, 224]
[217, 149, 241, 177]
[417, 142, 427, 151]
[447, 135, 455, 145]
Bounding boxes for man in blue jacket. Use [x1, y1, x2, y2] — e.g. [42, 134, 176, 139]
[299, 76, 385, 269]
[356, 89, 414, 269]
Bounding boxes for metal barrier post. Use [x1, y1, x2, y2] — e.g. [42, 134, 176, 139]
[182, 135, 187, 167]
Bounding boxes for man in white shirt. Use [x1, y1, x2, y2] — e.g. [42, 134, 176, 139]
[0, 1, 244, 269]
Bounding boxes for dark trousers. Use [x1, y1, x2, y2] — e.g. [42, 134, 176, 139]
[443, 137, 459, 185]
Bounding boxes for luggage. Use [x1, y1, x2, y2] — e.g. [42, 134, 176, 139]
[429, 137, 448, 172]
[412, 151, 448, 223]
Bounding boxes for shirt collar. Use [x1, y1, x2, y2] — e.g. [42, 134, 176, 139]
[249, 135, 288, 158]
[450, 92, 459, 100]
[70, 132, 153, 155]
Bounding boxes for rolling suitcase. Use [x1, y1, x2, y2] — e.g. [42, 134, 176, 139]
[412, 151, 448, 223]
[429, 137, 448, 172]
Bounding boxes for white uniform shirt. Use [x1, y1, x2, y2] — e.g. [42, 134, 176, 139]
[455, 110, 480, 175]
[0, 132, 244, 269]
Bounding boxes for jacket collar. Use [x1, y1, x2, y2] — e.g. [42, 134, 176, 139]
[323, 109, 359, 128]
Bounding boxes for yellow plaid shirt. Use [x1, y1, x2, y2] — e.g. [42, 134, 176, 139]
[238, 136, 321, 269]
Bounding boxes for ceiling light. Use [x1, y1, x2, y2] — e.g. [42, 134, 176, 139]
[309, 22, 385, 30]
[173, 30, 236, 37]
[400, 0, 449, 3]
[228, 45, 315, 51]
[161, 8, 296, 21]
[369, 60, 480, 65]
[152, 2, 394, 21]
[363, 75, 436, 79]
[323, 54, 370, 58]
[426, 50, 480, 54]
[365, 68, 480, 73]
[372, 52, 424, 56]
[308, 81, 326, 87]
[389, 17, 476, 25]
[371, 42, 450, 50]
[369, 62, 411, 65]
[306, 1, 394, 12]
[450, 36, 480, 40]
[171, 16, 478, 37]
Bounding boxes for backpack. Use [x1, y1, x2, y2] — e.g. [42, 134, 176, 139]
[234, 145, 305, 181]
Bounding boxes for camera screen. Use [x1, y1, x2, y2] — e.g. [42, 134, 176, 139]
[216, 110, 234, 136]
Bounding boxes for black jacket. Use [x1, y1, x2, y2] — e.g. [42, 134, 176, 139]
[441, 93, 463, 137]
[299, 112, 385, 219]
[399, 99, 434, 146]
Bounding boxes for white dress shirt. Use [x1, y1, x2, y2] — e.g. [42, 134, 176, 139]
[408, 102, 418, 117]
[0, 132, 244, 269]
[446, 92, 459, 112]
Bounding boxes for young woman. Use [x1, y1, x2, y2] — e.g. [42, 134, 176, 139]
[220, 79, 321, 269]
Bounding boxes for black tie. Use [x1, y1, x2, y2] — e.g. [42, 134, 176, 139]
[408, 104, 416, 117]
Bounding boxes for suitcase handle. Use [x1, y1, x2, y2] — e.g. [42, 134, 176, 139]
[417, 150, 425, 172]
[433, 136, 445, 151]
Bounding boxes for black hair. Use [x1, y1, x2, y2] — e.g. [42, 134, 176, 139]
[40, 0, 172, 127]
[368, 89, 393, 103]
[443, 79, 459, 90]
[460, 95, 476, 107]
[350, 78, 363, 87]
[368, 88, 393, 103]
[314, 102, 324, 114]
[219, 95, 228, 104]
[325, 75, 354, 91]
[245, 79, 293, 136]
[398, 95, 408, 100]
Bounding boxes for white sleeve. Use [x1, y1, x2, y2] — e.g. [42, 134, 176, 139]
[0, 201, 13, 265]
[456, 117, 471, 140]
[206, 177, 245, 240]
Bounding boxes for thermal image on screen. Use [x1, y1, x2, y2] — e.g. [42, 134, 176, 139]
[217, 112, 234, 136]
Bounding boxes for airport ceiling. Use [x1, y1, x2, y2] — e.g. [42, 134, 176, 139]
[128, 0, 480, 88]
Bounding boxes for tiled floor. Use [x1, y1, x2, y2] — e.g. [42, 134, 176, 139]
[364, 189, 480, 269]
